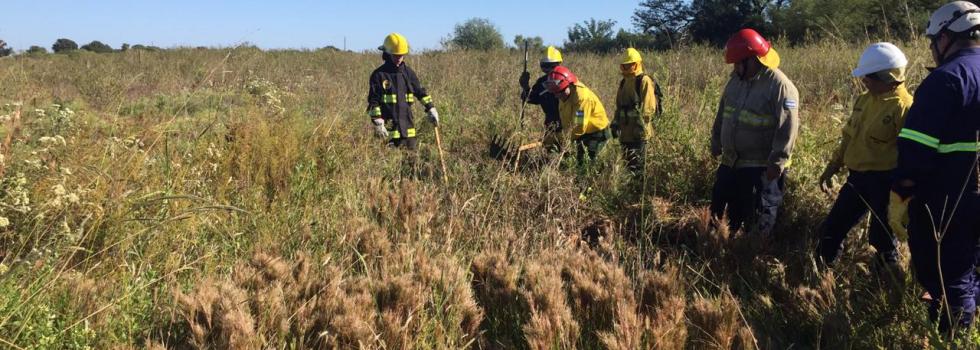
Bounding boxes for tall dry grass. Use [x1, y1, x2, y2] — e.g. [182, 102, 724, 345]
[0, 41, 957, 348]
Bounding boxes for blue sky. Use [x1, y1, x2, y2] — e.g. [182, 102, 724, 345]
[1, 1, 639, 51]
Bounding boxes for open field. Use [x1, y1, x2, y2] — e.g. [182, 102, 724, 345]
[0, 42, 964, 349]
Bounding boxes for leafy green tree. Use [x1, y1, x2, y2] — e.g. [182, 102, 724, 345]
[52, 38, 78, 53]
[0, 40, 12, 57]
[447, 18, 505, 50]
[512, 35, 544, 52]
[565, 18, 618, 52]
[633, 0, 694, 47]
[120, 43, 130, 52]
[81, 40, 114, 53]
[26, 46, 47, 55]
[687, 0, 779, 45]
[770, 0, 945, 43]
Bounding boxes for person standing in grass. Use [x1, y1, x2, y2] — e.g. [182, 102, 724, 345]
[544, 65, 611, 165]
[520, 46, 565, 151]
[890, 1, 980, 335]
[709, 28, 800, 236]
[366, 33, 439, 150]
[612, 47, 661, 174]
[816, 43, 911, 271]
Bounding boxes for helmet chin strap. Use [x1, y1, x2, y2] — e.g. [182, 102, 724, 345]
[738, 58, 752, 80]
[932, 34, 956, 65]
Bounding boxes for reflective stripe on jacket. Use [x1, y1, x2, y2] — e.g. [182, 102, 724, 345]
[896, 47, 980, 198]
[614, 71, 658, 142]
[559, 82, 610, 140]
[366, 60, 433, 139]
[830, 85, 913, 172]
[711, 67, 800, 169]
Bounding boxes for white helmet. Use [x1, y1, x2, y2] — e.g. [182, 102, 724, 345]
[926, 1, 980, 37]
[852, 42, 908, 78]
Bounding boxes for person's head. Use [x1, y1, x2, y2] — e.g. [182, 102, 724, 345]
[926, 1, 980, 65]
[545, 66, 577, 100]
[853, 42, 907, 94]
[379, 33, 409, 65]
[541, 46, 564, 74]
[620, 47, 643, 76]
[724, 28, 780, 80]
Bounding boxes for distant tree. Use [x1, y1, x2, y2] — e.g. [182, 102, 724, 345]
[26, 46, 47, 54]
[448, 18, 505, 50]
[81, 40, 114, 53]
[120, 43, 130, 51]
[512, 35, 544, 52]
[685, 0, 775, 46]
[770, 0, 943, 43]
[565, 19, 618, 52]
[131, 44, 162, 52]
[633, 0, 694, 47]
[0, 40, 12, 57]
[52, 38, 78, 53]
[322, 45, 341, 52]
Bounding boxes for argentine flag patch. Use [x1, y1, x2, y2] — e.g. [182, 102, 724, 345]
[784, 100, 798, 109]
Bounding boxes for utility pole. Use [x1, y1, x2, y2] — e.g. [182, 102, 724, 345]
[344, 37, 347, 51]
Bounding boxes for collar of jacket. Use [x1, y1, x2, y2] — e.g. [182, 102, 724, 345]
[868, 83, 908, 100]
[730, 66, 772, 82]
[945, 46, 980, 63]
[381, 60, 404, 72]
[621, 65, 645, 77]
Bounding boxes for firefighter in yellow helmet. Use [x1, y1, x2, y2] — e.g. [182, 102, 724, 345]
[612, 48, 662, 173]
[520, 46, 565, 151]
[366, 33, 439, 150]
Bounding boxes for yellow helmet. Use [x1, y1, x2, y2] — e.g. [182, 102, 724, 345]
[541, 46, 563, 64]
[622, 48, 642, 64]
[380, 33, 409, 55]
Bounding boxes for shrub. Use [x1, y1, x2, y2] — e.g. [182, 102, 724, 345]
[52, 38, 78, 53]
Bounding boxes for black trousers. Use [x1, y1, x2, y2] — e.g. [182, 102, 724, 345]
[388, 137, 418, 150]
[620, 141, 645, 173]
[709, 165, 786, 235]
[574, 129, 609, 165]
[817, 170, 898, 265]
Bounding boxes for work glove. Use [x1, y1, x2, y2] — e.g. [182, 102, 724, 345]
[819, 164, 839, 195]
[372, 118, 388, 139]
[427, 107, 440, 127]
[519, 71, 531, 91]
[887, 191, 910, 241]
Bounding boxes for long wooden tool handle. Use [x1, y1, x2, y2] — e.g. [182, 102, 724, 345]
[519, 39, 529, 128]
[435, 126, 449, 183]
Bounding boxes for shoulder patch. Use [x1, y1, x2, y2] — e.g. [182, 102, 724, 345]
[784, 99, 798, 109]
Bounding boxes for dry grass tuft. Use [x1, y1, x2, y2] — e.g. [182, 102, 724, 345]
[174, 280, 258, 349]
[521, 253, 580, 350]
[636, 264, 688, 349]
[687, 292, 741, 350]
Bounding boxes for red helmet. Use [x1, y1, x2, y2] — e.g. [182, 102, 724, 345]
[545, 66, 577, 93]
[725, 28, 780, 68]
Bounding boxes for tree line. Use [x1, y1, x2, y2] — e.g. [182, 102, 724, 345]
[0, 0, 968, 57]
[0, 38, 163, 57]
[446, 0, 964, 52]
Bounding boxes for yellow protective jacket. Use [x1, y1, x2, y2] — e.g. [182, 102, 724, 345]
[830, 85, 913, 172]
[614, 67, 658, 142]
[560, 82, 610, 140]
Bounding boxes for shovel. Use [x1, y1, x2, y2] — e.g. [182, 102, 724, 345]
[488, 39, 543, 162]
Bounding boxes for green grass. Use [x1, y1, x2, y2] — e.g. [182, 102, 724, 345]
[0, 42, 965, 349]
